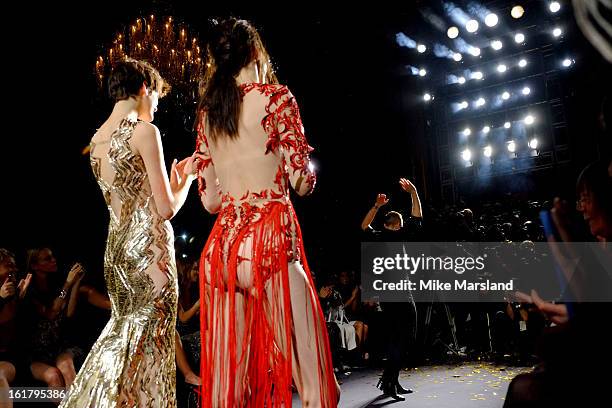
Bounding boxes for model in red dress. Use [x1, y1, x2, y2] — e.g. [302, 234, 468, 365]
[195, 19, 340, 408]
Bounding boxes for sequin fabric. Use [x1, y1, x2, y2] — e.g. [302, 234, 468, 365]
[60, 118, 178, 407]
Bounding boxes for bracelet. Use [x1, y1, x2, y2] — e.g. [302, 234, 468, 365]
[373, 205, 380, 210]
[58, 289, 68, 299]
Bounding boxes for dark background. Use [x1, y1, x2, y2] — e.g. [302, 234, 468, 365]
[1, 0, 609, 286]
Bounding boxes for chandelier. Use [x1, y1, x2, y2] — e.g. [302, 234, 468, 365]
[95, 15, 204, 101]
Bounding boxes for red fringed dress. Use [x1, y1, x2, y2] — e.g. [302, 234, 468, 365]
[196, 83, 339, 407]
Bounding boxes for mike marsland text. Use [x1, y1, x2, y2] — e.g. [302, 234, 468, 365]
[371, 279, 514, 291]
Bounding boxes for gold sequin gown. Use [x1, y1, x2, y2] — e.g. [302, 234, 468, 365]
[60, 117, 178, 407]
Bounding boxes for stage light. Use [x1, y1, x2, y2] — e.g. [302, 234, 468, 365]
[463, 127, 472, 136]
[507, 140, 517, 153]
[553, 27, 562, 37]
[485, 13, 499, 27]
[462, 148, 472, 162]
[469, 47, 481, 56]
[491, 40, 503, 50]
[524, 114, 535, 125]
[504, 121, 511, 129]
[484, 145, 493, 157]
[502, 91, 510, 100]
[518, 58, 528, 68]
[522, 86, 531, 95]
[458, 76, 466, 84]
[483, 126, 491, 133]
[472, 71, 484, 80]
[308, 162, 315, 172]
[466, 19, 479, 33]
[448, 26, 459, 39]
[182, 254, 188, 259]
[419, 68, 427, 76]
[417, 44, 427, 53]
[453, 53, 463, 62]
[423, 93, 432, 101]
[514, 33, 525, 43]
[497, 64, 507, 73]
[476, 97, 486, 107]
[550, 2, 561, 13]
[529, 138, 539, 149]
[460, 101, 469, 109]
[562, 58, 573, 67]
[511, 5, 525, 19]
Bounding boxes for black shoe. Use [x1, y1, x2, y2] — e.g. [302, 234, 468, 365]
[395, 381, 414, 395]
[376, 378, 406, 401]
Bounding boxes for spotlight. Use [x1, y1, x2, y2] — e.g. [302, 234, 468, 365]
[483, 126, 491, 133]
[484, 145, 493, 157]
[417, 44, 427, 53]
[529, 138, 539, 149]
[504, 121, 511, 129]
[507, 140, 517, 153]
[469, 47, 481, 57]
[476, 97, 486, 107]
[181, 233, 188, 240]
[472, 71, 484, 80]
[462, 148, 472, 162]
[491, 40, 503, 50]
[182, 254, 188, 259]
[524, 114, 535, 125]
[522, 86, 531, 95]
[419, 68, 427, 76]
[550, 1, 561, 13]
[502, 91, 510, 100]
[485, 13, 499, 27]
[423, 93, 432, 101]
[553, 27, 562, 37]
[511, 5, 525, 19]
[447, 26, 459, 39]
[463, 127, 472, 136]
[514, 33, 525, 43]
[453, 53, 463, 62]
[518, 59, 528, 68]
[497, 64, 507, 73]
[466, 19, 479, 33]
[459, 101, 469, 109]
[562, 58, 573, 67]
[458, 76, 466, 84]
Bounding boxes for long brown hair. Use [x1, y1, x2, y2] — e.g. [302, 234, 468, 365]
[197, 18, 278, 141]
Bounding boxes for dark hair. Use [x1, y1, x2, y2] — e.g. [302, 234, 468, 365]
[0, 248, 15, 265]
[576, 160, 612, 220]
[197, 18, 278, 141]
[384, 211, 403, 227]
[108, 58, 170, 102]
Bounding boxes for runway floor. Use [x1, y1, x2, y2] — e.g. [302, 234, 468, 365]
[292, 362, 531, 408]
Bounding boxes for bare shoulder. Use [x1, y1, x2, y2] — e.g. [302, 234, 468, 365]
[132, 121, 161, 143]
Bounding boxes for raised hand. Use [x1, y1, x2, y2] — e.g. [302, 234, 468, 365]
[17, 273, 32, 299]
[399, 178, 416, 193]
[66, 263, 85, 286]
[375, 193, 390, 208]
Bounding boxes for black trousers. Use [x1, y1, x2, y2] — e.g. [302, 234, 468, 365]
[381, 301, 417, 381]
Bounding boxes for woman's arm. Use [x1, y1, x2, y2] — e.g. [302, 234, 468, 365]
[178, 299, 200, 323]
[361, 194, 390, 231]
[132, 121, 196, 220]
[79, 285, 111, 310]
[266, 87, 316, 196]
[195, 120, 222, 214]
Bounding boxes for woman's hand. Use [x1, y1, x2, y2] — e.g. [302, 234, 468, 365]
[17, 273, 32, 299]
[171, 153, 199, 189]
[66, 263, 85, 287]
